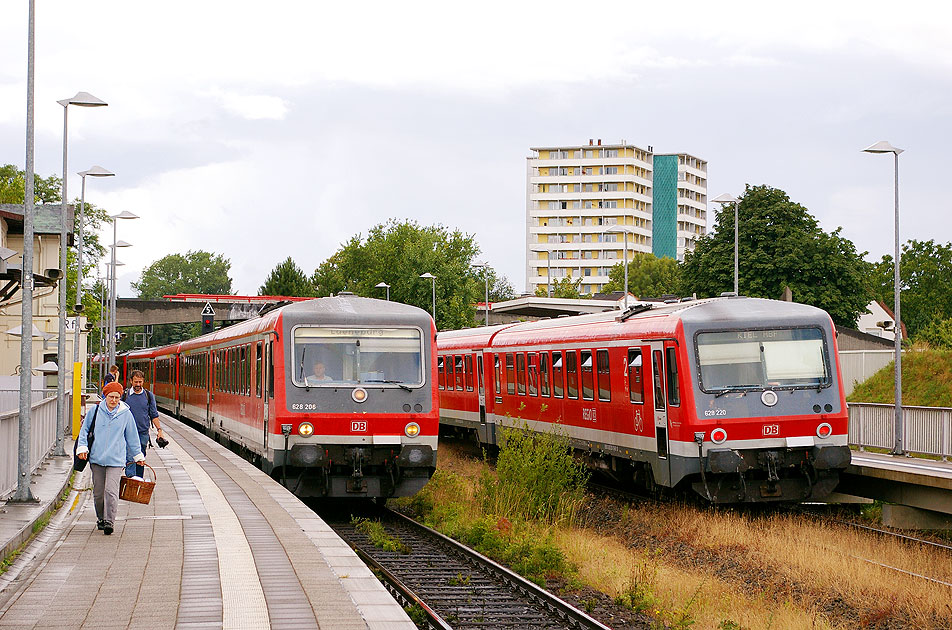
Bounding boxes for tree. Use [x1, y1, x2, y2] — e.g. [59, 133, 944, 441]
[534, 277, 583, 299]
[871, 240, 952, 339]
[0, 164, 61, 204]
[680, 185, 873, 327]
[133, 250, 233, 299]
[602, 253, 681, 299]
[259, 257, 315, 296]
[312, 219, 513, 330]
[915, 317, 952, 349]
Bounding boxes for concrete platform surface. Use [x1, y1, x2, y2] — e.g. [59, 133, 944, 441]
[0, 415, 415, 629]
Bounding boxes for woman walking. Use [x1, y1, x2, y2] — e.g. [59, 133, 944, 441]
[76, 381, 145, 535]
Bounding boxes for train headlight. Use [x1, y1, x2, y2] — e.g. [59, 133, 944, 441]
[404, 422, 420, 438]
[299, 422, 314, 437]
[761, 390, 778, 407]
[816, 422, 833, 439]
[352, 387, 368, 403]
[710, 427, 728, 445]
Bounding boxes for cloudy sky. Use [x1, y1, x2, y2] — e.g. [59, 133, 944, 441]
[1, 1, 949, 297]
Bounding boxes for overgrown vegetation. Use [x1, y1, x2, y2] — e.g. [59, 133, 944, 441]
[847, 345, 952, 407]
[351, 516, 411, 554]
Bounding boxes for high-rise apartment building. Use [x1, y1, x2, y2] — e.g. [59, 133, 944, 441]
[526, 140, 707, 295]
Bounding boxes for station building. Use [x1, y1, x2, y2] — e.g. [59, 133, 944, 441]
[525, 140, 707, 295]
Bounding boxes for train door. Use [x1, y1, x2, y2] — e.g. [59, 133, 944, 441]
[476, 351, 493, 441]
[649, 341, 671, 486]
[263, 341, 271, 453]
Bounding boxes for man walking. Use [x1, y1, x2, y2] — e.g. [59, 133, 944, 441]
[123, 370, 163, 478]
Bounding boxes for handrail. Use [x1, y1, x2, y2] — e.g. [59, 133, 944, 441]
[848, 402, 951, 461]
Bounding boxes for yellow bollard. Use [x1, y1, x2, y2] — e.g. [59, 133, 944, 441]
[72, 362, 83, 439]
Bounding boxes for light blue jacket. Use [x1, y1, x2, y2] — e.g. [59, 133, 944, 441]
[77, 400, 145, 468]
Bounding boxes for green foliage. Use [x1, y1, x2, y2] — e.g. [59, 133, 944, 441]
[478, 423, 589, 526]
[133, 250, 233, 299]
[0, 164, 61, 204]
[872, 240, 952, 339]
[351, 516, 411, 554]
[312, 219, 514, 329]
[602, 252, 681, 299]
[680, 185, 873, 327]
[915, 317, 952, 349]
[847, 348, 952, 407]
[259, 256, 315, 297]
[534, 277, 585, 299]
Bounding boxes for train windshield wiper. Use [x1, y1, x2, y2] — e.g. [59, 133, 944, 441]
[713, 387, 755, 398]
[364, 378, 413, 392]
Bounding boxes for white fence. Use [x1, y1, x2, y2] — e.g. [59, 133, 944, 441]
[849, 402, 951, 461]
[0, 391, 59, 499]
[839, 350, 895, 397]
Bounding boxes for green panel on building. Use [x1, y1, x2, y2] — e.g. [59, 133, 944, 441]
[652, 155, 677, 259]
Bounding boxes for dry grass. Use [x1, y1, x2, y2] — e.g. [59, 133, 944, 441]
[422, 446, 952, 629]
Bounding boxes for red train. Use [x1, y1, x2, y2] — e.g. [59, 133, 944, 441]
[437, 296, 851, 503]
[116, 296, 438, 499]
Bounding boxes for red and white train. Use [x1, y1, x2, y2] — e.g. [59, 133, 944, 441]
[115, 296, 438, 499]
[437, 296, 851, 503]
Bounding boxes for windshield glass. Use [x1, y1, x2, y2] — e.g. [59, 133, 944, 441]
[696, 328, 828, 392]
[292, 327, 424, 387]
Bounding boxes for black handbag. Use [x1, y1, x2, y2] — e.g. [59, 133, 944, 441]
[73, 406, 99, 472]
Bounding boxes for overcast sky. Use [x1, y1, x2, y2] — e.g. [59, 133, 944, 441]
[2, 1, 949, 297]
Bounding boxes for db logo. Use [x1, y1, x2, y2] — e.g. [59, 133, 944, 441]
[351, 421, 367, 432]
[763, 424, 780, 436]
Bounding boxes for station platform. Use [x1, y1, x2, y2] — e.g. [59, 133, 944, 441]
[0, 414, 415, 629]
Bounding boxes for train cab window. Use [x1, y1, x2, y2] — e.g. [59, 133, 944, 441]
[516, 353, 526, 395]
[580, 350, 594, 401]
[539, 352, 550, 397]
[256, 342, 263, 397]
[455, 355, 465, 390]
[652, 350, 665, 411]
[506, 353, 515, 395]
[437, 356, 445, 389]
[665, 347, 680, 407]
[551, 352, 564, 398]
[291, 327, 424, 388]
[597, 349, 610, 402]
[628, 349, 644, 404]
[464, 355, 474, 391]
[494, 355, 502, 397]
[527, 353, 538, 396]
[566, 351, 579, 399]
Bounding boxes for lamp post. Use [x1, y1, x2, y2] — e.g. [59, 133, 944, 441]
[108, 211, 137, 367]
[474, 262, 490, 326]
[606, 225, 636, 310]
[104, 259, 124, 371]
[863, 140, 904, 456]
[419, 273, 436, 325]
[55, 91, 107, 456]
[712, 193, 740, 295]
[375, 281, 390, 301]
[73, 166, 114, 393]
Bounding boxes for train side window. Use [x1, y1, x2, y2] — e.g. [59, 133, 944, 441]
[628, 349, 644, 403]
[566, 351, 578, 399]
[464, 354, 474, 391]
[506, 353, 515, 395]
[527, 353, 538, 396]
[437, 356, 445, 390]
[551, 352, 564, 398]
[239, 346, 247, 395]
[580, 350, 594, 401]
[267, 341, 274, 399]
[256, 342, 263, 397]
[652, 350, 665, 411]
[477, 356, 484, 396]
[539, 352, 550, 397]
[516, 353, 526, 395]
[597, 349, 611, 401]
[445, 356, 454, 390]
[455, 355, 464, 390]
[494, 355, 501, 397]
[665, 347, 680, 407]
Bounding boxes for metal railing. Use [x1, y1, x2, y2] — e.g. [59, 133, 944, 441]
[849, 402, 951, 461]
[0, 390, 60, 499]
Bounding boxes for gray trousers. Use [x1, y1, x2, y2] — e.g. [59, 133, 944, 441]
[91, 463, 123, 524]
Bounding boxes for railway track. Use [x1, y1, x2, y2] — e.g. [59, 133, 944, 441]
[323, 506, 612, 630]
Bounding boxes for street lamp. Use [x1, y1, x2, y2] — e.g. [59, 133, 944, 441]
[55, 91, 107, 456]
[108, 211, 137, 367]
[606, 225, 636, 310]
[712, 193, 740, 295]
[375, 281, 390, 301]
[74, 166, 114, 393]
[863, 140, 905, 456]
[419, 273, 436, 325]
[474, 262, 490, 326]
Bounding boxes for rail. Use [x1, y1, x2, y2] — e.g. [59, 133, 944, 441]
[0, 391, 60, 499]
[848, 402, 951, 461]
